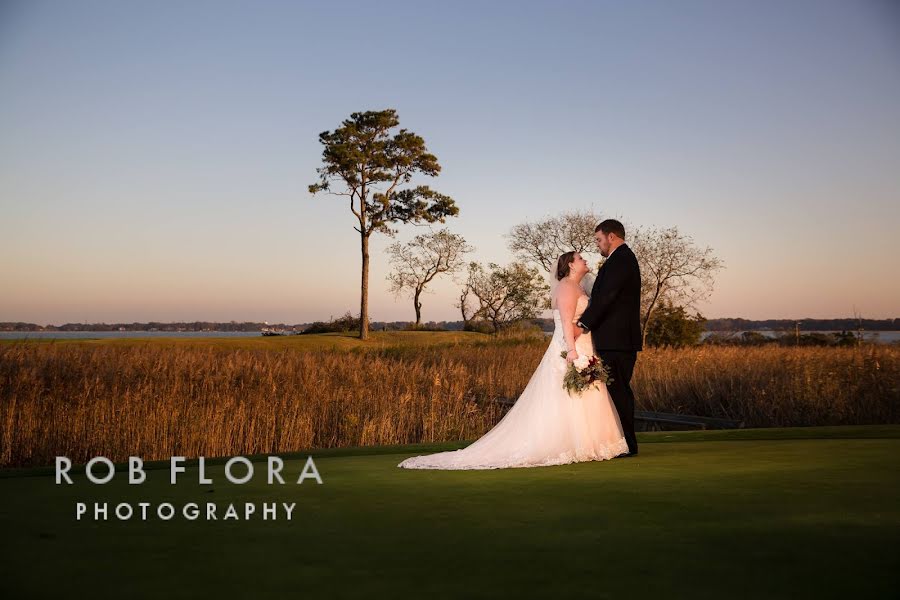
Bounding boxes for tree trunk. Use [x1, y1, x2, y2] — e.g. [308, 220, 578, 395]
[641, 312, 652, 348]
[459, 289, 471, 324]
[359, 233, 370, 340]
[641, 287, 662, 348]
[413, 288, 422, 327]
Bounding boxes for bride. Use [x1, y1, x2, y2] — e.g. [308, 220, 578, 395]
[398, 251, 630, 470]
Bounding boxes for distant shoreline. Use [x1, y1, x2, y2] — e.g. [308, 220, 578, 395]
[2, 317, 897, 334]
[2, 329, 899, 344]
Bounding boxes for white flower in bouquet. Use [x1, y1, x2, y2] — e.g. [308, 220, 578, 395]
[572, 354, 591, 371]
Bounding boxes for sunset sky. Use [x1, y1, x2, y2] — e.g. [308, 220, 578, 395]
[2, 0, 898, 325]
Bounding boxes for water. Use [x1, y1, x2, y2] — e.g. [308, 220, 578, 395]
[3, 329, 897, 343]
[537, 329, 899, 344]
[0, 331, 266, 340]
[700, 330, 900, 344]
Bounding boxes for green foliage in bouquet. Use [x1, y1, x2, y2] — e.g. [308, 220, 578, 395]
[559, 351, 613, 396]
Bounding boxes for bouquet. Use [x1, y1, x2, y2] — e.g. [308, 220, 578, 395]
[559, 350, 613, 396]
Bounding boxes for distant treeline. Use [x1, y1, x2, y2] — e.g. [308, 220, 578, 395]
[2, 316, 897, 333]
[705, 318, 898, 332]
[0, 320, 475, 333]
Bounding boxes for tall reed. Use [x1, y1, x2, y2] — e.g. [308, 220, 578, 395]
[1, 341, 896, 467]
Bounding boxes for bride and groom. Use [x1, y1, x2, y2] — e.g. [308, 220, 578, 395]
[398, 219, 642, 470]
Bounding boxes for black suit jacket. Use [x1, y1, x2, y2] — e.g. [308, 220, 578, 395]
[577, 243, 643, 352]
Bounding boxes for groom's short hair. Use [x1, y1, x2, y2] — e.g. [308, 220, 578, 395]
[596, 219, 626, 240]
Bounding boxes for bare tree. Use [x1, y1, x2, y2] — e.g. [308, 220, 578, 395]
[507, 210, 724, 342]
[629, 226, 724, 346]
[506, 208, 603, 273]
[456, 284, 476, 325]
[462, 261, 549, 333]
[386, 228, 473, 326]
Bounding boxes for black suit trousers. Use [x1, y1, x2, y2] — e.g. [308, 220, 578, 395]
[598, 350, 638, 454]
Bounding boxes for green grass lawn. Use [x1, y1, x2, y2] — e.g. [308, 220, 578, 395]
[1, 426, 898, 599]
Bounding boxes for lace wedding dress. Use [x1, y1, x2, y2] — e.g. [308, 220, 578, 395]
[397, 293, 629, 470]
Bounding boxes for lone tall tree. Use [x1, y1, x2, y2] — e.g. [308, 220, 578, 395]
[309, 109, 458, 339]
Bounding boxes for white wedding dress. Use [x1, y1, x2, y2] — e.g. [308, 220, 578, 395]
[397, 293, 629, 470]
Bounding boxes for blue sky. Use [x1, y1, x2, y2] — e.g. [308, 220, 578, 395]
[2, 0, 898, 325]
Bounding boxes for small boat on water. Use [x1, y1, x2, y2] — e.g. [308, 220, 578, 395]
[261, 327, 288, 336]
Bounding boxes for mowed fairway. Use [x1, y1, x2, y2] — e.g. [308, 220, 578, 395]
[1, 426, 898, 599]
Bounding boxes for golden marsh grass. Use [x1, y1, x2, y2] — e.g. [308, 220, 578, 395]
[1, 334, 896, 467]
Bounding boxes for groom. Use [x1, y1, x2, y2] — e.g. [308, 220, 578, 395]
[576, 219, 642, 457]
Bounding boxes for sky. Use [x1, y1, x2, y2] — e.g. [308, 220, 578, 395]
[1, 0, 898, 326]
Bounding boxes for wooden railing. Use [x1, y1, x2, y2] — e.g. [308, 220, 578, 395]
[492, 398, 744, 430]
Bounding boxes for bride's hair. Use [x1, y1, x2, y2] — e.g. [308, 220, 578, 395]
[555, 251, 577, 281]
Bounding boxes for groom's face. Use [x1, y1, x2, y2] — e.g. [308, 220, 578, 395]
[595, 231, 611, 257]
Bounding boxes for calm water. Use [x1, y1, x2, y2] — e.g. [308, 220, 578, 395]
[699, 330, 900, 344]
[0, 331, 264, 340]
[2, 330, 898, 343]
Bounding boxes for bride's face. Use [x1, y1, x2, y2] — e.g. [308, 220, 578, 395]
[571, 253, 588, 275]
